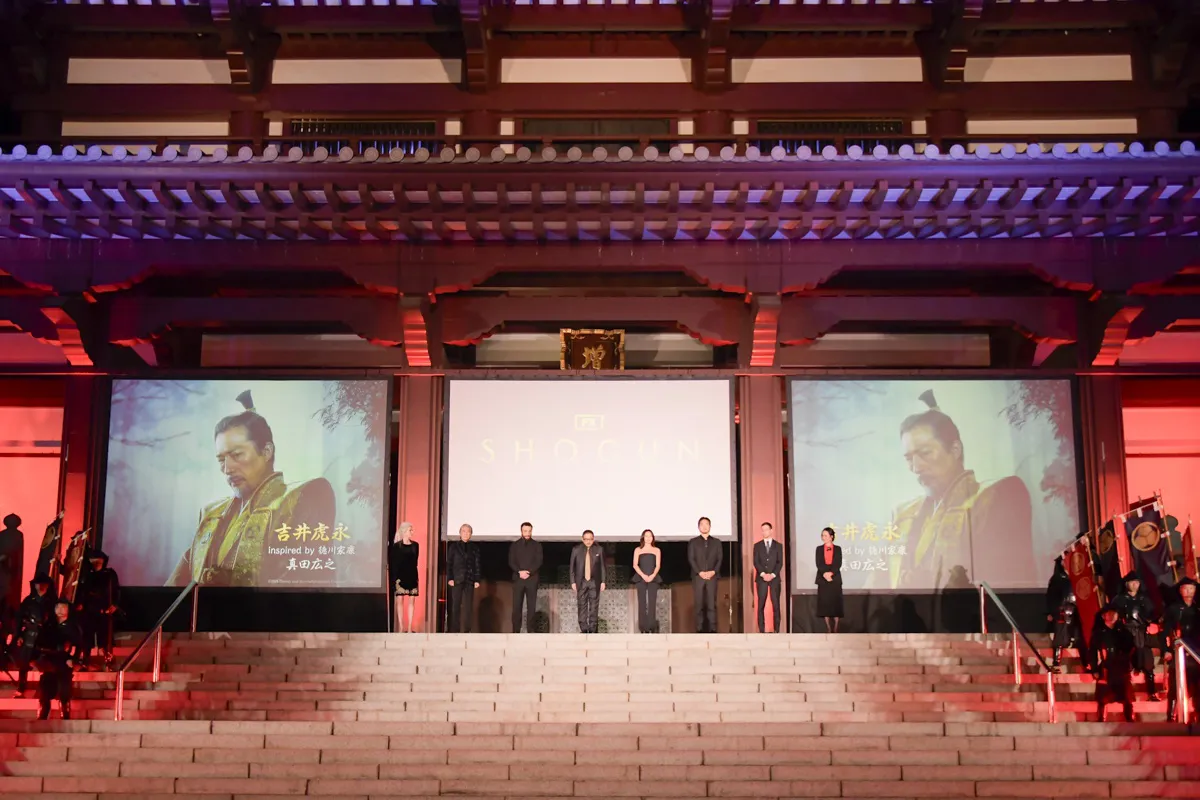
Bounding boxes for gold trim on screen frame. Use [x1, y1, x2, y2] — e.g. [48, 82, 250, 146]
[559, 328, 626, 370]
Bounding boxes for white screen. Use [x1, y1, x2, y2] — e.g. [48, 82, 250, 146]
[445, 379, 736, 540]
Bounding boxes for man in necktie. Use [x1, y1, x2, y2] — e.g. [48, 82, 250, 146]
[570, 530, 606, 633]
[753, 522, 784, 633]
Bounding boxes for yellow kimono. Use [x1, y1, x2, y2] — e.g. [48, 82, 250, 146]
[887, 471, 1033, 590]
[167, 472, 335, 587]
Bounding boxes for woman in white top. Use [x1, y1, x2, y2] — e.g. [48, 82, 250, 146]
[632, 529, 662, 633]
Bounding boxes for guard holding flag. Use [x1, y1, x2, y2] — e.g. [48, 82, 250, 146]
[1111, 572, 1161, 701]
[1163, 576, 1200, 722]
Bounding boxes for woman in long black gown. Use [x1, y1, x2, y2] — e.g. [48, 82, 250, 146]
[632, 529, 662, 633]
[815, 526, 843, 633]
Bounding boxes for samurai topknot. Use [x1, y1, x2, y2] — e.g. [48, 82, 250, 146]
[898, 389, 962, 452]
[214, 389, 275, 456]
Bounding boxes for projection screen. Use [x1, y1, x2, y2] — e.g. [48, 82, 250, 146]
[444, 379, 736, 541]
[789, 379, 1081, 592]
[102, 378, 390, 589]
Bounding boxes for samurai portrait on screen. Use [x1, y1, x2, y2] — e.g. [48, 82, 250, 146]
[101, 380, 388, 589]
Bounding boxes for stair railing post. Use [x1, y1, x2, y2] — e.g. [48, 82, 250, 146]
[979, 585, 987, 635]
[1178, 641, 1190, 725]
[114, 671, 125, 721]
[151, 628, 162, 684]
[1047, 670, 1055, 723]
[191, 585, 200, 633]
[1012, 630, 1022, 686]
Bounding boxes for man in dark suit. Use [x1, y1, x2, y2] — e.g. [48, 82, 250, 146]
[508, 522, 543, 633]
[753, 522, 783, 633]
[446, 523, 481, 632]
[569, 530, 606, 633]
[687, 516, 723, 633]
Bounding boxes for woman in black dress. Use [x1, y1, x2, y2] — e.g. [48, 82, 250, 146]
[632, 529, 662, 633]
[815, 526, 843, 633]
[389, 522, 420, 633]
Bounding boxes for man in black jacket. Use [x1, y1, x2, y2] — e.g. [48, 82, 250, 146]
[688, 516, 723, 633]
[10, 574, 56, 697]
[446, 524, 481, 633]
[508, 522, 543, 633]
[1111, 572, 1160, 700]
[569, 530, 605, 633]
[34, 601, 83, 720]
[753, 522, 783, 633]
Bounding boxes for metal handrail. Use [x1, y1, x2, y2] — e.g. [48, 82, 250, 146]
[1173, 638, 1200, 724]
[113, 581, 199, 721]
[978, 582, 1056, 723]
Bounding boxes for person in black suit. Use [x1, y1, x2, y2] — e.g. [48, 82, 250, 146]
[569, 530, 606, 633]
[446, 523, 481, 632]
[508, 522, 543, 633]
[816, 526, 843, 633]
[753, 522, 783, 633]
[688, 516, 723, 633]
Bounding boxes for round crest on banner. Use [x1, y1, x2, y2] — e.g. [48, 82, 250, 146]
[1097, 528, 1115, 554]
[1131, 521, 1161, 552]
[1069, 550, 1088, 577]
[1076, 576, 1094, 602]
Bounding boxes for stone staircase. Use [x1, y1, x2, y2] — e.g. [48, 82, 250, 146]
[1, 632, 1196, 798]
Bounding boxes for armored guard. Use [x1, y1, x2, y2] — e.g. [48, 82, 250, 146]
[1089, 604, 1137, 722]
[1046, 556, 1081, 669]
[10, 575, 57, 697]
[1163, 576, 1200, 721]
[1111, 572, 1161, 701]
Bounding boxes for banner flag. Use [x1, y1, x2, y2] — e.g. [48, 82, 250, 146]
[1092, 519, 1122, 599]
[1122, 500, 1176, 615]
[1064, 535, 1103, 649]
[1182, 522, 1198, 582]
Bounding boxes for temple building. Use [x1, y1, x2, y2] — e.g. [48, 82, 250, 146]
[0, 0, 1198, 635]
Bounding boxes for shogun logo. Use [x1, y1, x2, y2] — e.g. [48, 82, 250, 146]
[574, 414, 604, 432]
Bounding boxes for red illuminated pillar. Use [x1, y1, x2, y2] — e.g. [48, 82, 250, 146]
[1078, 376, 1128, 529]
[738, 375, 788, 633]
[395, 376, 444, 632]
[58, 375, 105, 548]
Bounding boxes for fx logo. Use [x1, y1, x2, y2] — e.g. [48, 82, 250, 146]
[574, 414, 604, 432]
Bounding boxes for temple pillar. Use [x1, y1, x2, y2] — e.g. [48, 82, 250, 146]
[737, 375, 787, 633]
[395, 375, 444, 632]
[1078, 376, 1128, 529]
[58, 375, 105, 548]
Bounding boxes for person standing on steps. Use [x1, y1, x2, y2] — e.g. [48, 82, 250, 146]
[1090, 604, 1137, 722]
[78, 549, 120, 669]
[0, 513, 24, 652]
[11, 574, 56, 698]
[389, 523, 420, 633]
[33, 601, 82, 720]
[1111, 572, 1161, 701]
[570, 530, 605, 634]
[1046, 555, 1080, 670]
[1163, 576, 1200, 722]
[632, 529, 662, 633]
[688, 517, 722, 633]
[753, 522, 783, 634]
[508, 522, 543, 634]
[446, 524, 481, 633]
[815, 527, 843, 634]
